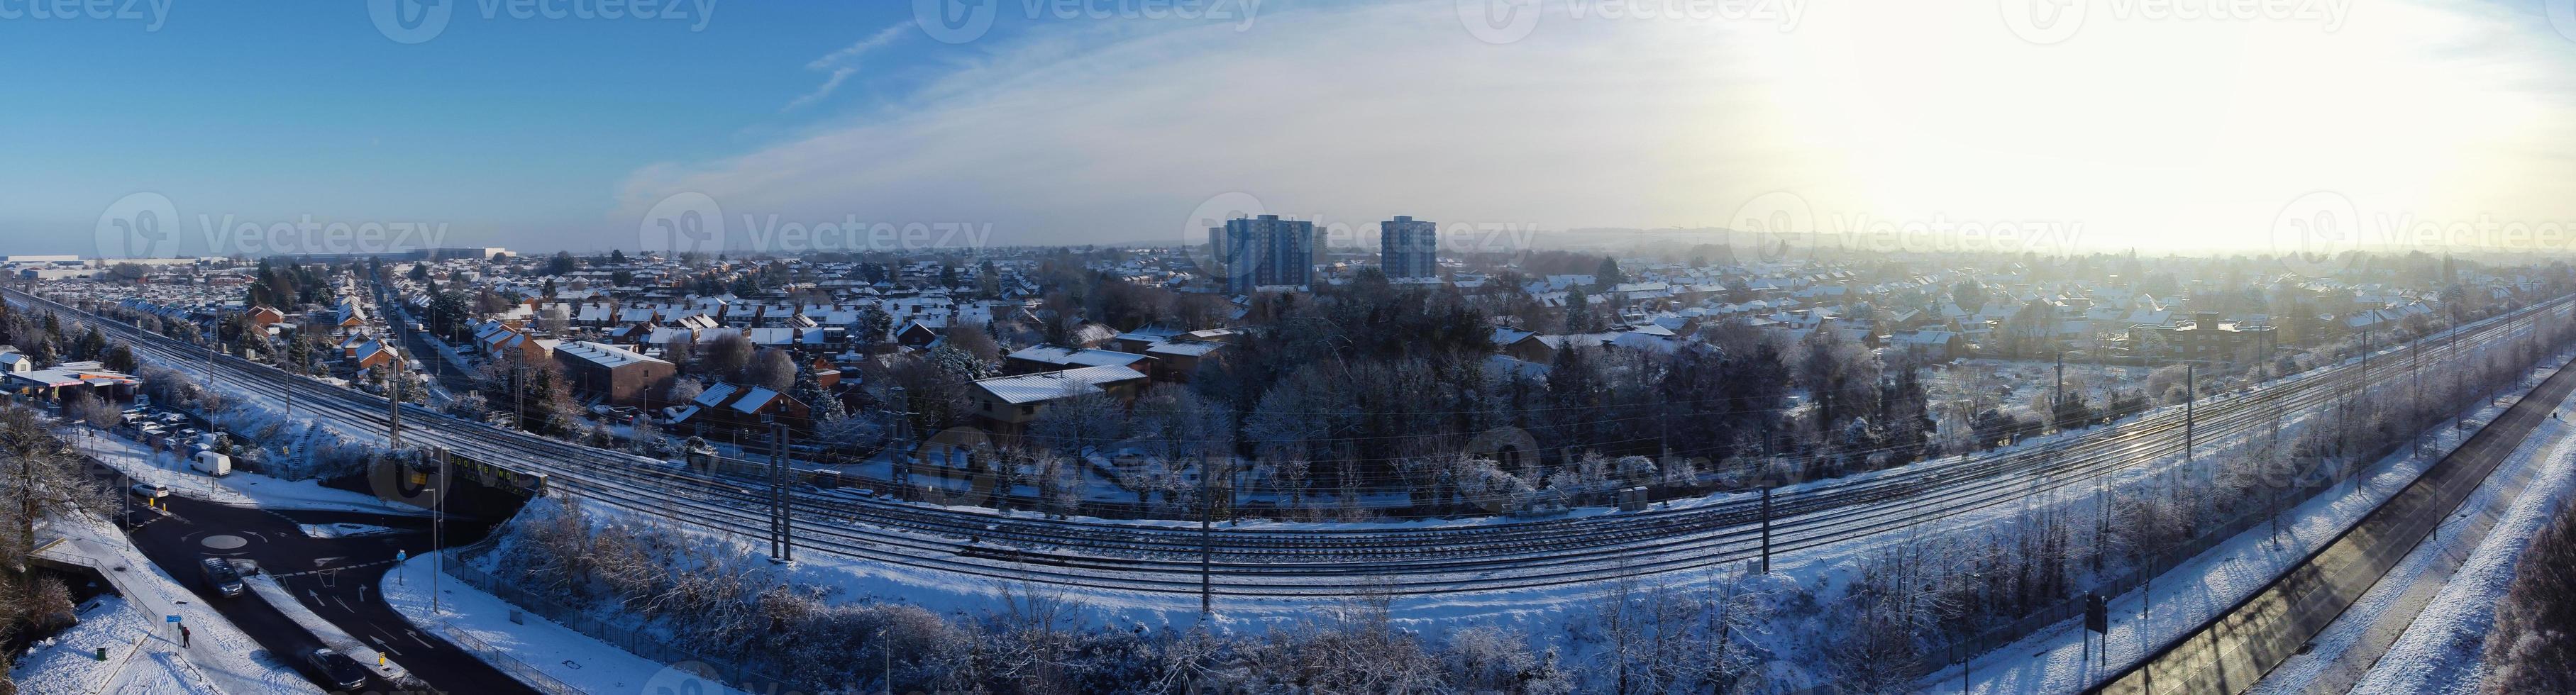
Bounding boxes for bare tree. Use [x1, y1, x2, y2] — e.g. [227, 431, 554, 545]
[743, 348, 796, 392]
[701, 331, 753, 381]
[1029, 387, 1122, 460]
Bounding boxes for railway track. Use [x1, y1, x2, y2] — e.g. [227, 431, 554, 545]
[14, 285, 2563, 596]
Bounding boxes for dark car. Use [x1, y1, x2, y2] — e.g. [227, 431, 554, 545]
[306, 648, 368, 691]
[198, 557, 244, 598]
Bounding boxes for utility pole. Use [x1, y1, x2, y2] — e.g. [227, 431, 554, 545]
[770, 421, 792, 562]
[2413, 340, 2423, 459]
[2184, 364, 2195, 462]
[1759, 486, 1773, 574]
[431, 446, 448, 616]
[387, 364, 402, 450]
[1200, 452, 1215, 618]
[889, 387, 912, 491]
[2054, 350, 2065, 433]
[2350, 330, 2367, 479]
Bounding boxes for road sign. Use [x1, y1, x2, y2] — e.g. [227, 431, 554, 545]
[395, 549, 407, 562]
[165, 615, 182, 623]
[2084, 594, 2108, 634]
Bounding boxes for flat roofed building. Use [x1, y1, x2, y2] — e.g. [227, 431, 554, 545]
[553, 340, 678, 408]
[968, 365, 1149, 437]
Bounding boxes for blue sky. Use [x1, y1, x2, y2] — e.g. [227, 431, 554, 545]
[1, 2, 938, 252]
[11, 1, 2576, 257]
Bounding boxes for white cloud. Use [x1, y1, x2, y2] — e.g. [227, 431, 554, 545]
[623, 0, 2576, 254]
[784, 22, 912, 111]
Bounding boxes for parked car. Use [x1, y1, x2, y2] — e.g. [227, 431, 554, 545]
[304, 648, 367, 691]
[198, 557, 244, 598]
[130, 483, 169, 499]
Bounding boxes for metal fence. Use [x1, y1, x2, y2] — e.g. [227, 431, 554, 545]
[437, 542, 812, 695]
[437, 626, 587, 695]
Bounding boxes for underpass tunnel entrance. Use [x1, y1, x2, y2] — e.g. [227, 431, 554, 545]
[358, 448, 537, 533]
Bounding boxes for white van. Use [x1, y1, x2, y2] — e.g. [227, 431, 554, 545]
[192, 451, 232, 477]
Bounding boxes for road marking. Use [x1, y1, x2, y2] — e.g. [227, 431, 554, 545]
[270, 557, 398, 579]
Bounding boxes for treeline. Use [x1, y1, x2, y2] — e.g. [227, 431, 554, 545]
[0, 302, 132, 374]
[2482, 489, 2576, 692]
[889, 272, 2007, 518]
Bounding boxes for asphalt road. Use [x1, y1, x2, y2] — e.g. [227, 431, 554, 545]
[119, 488, 530, 694]
[2091, 355, 2576, 694]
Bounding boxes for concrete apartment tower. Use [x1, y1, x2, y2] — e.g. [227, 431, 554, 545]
[1381, 216, 1438, 279]
[1222, 214, 1318, 294]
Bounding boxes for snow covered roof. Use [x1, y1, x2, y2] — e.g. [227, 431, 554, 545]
[1144, 340, 1223, 358]
[731, 387, 780, 414]
[352, 340, 400, 364]
[693, 382, 739, 408]
[973, 365, 1148, 405]
[555, 340, 668, 369]
[1116, 327, 1185, 344]
[1007, 345, 1149, 369]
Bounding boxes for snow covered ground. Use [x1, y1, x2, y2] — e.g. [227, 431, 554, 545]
[378, 552, 751, 695]
[72, 426, 431, 517]
[26, 516, 324, 695]
[2335, 418, 2576, 693]
[8, 596, 214, 695]
[1918, 365, 2573, 694]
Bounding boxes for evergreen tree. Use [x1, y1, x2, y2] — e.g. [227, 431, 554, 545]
[792, 369, 845, 423]
[75, 326, 106, 362]
[1564, 287, 1593, 333]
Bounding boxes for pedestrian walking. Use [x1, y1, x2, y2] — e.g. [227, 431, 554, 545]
[180, 625, 191, 647]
